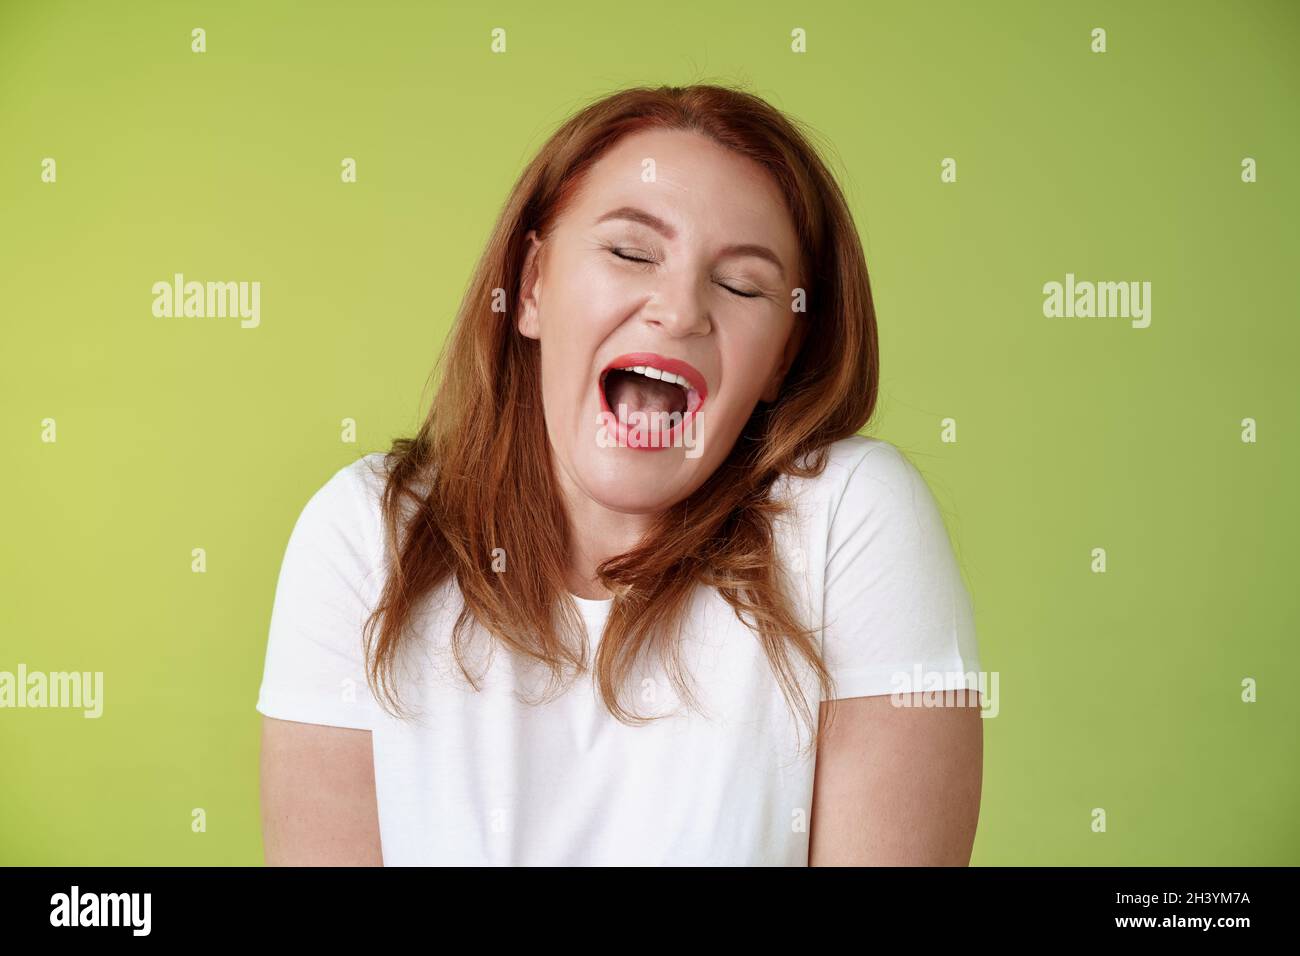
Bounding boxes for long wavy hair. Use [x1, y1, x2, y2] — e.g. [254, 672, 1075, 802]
[363, 83, 879, 755]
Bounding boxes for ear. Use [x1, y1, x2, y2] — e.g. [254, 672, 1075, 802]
[761, 316, 808, 404]
[516, 230, 544, 340]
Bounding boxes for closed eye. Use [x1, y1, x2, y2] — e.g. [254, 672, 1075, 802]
[610, 247, 655, 265]
[608, 247, 764, 299]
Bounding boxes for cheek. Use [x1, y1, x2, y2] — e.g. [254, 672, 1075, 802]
[535, 259, 626, 416]
[541, 258, 626, 345]
[721, 323, 789, 397]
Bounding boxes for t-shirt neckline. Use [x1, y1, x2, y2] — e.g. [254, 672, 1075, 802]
[569, 592, 614, 609]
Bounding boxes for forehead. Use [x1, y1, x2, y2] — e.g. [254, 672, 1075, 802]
[563, 127, 799, 257]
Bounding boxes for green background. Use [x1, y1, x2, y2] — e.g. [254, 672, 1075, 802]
[1, 0, 1296, 865]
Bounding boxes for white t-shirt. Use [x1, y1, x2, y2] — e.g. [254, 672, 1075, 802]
[255, 434, 981, 865]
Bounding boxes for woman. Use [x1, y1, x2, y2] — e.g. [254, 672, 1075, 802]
[257, 83, 983, 866]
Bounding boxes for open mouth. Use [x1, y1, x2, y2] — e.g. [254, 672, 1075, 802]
[598, 352, 707, 449]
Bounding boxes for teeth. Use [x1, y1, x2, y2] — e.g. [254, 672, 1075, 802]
[618, 365, 689, 388]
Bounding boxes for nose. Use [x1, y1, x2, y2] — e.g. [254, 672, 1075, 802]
[640, 270, 712, 338]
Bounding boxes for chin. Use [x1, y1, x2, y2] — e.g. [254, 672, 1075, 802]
[572, 448, 692, 514]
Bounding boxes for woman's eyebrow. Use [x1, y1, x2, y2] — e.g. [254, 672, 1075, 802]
[593, 205, 787, 279]
[717, 242, 786, 279]
[594, 205, 678, 239]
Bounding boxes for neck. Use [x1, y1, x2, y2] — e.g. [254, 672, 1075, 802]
[552, 460, 656, 601]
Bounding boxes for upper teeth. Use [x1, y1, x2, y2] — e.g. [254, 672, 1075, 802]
[616, 365, 691, 389]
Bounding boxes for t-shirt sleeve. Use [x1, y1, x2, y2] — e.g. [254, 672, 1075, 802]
[255, 459, 385, 730]
[819, 441, 981, 701]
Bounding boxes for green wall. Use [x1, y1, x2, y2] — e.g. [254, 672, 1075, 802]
[1, 0, 1296, 864]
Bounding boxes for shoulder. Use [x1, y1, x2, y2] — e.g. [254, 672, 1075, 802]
[306, 452, 388, 516]
[783, 434, 931, 514]
[288, 452, 392, 563]
[823, 433, 913, 483]
[336, 452, 392, 509]
[807, 436, 980, 700]
[259, 454, 395, 730]
[781, 435, 963, 574]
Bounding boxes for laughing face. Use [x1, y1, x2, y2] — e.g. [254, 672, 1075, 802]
[517, 126, 805, 517]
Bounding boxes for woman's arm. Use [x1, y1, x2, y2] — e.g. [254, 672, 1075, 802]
[259, 716, 384, 866]
[808, 692, 983, 865]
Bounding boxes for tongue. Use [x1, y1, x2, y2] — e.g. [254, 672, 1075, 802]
[606, 370, 686, 422]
